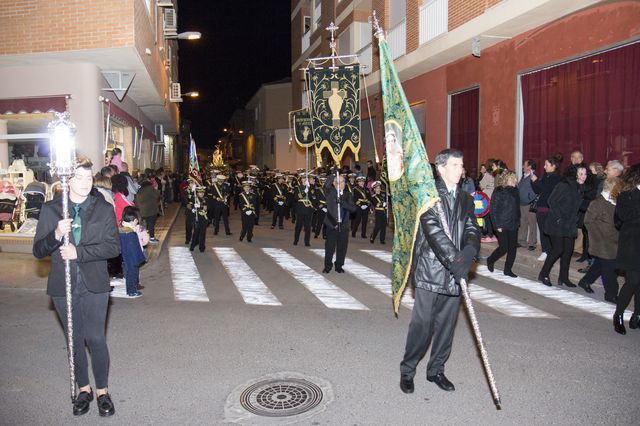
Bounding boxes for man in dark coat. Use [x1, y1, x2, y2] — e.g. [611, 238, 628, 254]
[322, 172, 356, 273]
[33, 157, 120, 417]
[400, 149, 480, 394]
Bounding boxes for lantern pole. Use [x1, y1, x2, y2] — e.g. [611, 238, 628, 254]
[47, 112, 78, 403]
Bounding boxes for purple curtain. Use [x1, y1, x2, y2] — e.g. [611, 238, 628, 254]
[521, 42, 640, 170]
[450, 87, 480, 177]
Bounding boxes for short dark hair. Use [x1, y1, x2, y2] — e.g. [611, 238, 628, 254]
[111, 174, 129, 196]
[435, 149, 463, 167]
[121, 206, 140, 224]
[563, 164, 586, 180]
[546, 155, 561, 170]
[75, 156, 93, 170]
[526, 159, 537, 171]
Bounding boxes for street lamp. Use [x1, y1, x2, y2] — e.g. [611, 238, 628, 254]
[182, 91, 199, 98]
[165, 31, 201, 40]
[47, 112, 77, 404]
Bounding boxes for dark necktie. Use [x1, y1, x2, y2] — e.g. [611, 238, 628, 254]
[72, 204, 81, 245]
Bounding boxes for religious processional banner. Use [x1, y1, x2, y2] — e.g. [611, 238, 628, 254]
[307, 65, 361, 163]
[289, 108, 314, 147]
[188, 134, 203, 187]
[379, 36, 439, 314]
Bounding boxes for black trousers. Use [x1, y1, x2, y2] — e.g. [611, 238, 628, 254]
[294, 206, 313, 245]
[615, 269, 640, 316]
[314, 209, 326, 238]
[401, 288, 460, 378]
[536, 211, 551, 253]
[487, 228, 518, 272]
[324, 224, 350, 270]
[272, 203, 285, 227]
[351, 207, 369, 237]
[540, 235, 575, 282]
[240, 212, 255, 241]
[582, 257, 619, 300]
[190, 219, 207, 252]
[144, 214, 157, 238]
[212, 202, 231, 234]
[370, 210, 387, 243]
[52, 280, 110, 389]
[185, 210, 195, 244]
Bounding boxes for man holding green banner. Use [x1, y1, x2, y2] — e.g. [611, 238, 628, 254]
[376, 30, 480, 395]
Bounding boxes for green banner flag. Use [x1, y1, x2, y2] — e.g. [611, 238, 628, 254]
[289, 108, 314, 147]
[378, 37, 440, 314]
[307, 65, 361, 163]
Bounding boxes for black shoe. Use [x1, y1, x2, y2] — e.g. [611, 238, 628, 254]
[538, 275, 552, 287]
[629, 314, 639, 330]
[576, 255, 589, 263]
[73, 390, 93, 416]
[400, 376, 414, 394]
[239, 236, 243, 242]
[578, 279, 594, 294]
[314, 234, 318, 239]
[247, 238, 252, 243]
[517, 243, 524, 248]
[322, 267, 331, 274]
[504, 271, 518, 278]
[370, 238, 374, 244]
[226, 232, 233, 236]
[578, 266, 591, 274]
[335, 267, 345, 273]
[528, 245, 536, 251]
[427, 373, 455, 392]
[304, 243, 310, 247]
[189, 246, 195, 252]
[604, 295, 618, 304]
[270, 225, 275, 229]
[487, 262, 494, 273]
[279, 226, 284, 230]
[361, 235, 367, 239]
[185, 240, 190, 245]
[381, 241, 385, 244]
[214, 231, 218, 235]
[558, 280, 577, 288]
[614, 314, 626, 335]
[96, 393, 115, 417]
[351, 233, 356, 238]
[293, 241, 298, 246]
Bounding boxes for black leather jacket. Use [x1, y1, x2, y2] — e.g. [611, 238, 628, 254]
[411, 180, 481, 296]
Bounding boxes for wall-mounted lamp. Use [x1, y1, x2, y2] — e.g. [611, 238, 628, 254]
[165, 31, 201, 40]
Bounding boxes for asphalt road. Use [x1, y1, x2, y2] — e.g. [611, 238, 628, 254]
[1, 207, 639, 425]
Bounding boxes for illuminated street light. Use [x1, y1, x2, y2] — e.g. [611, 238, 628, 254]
[165, 31, 202, 40]
[181, 91, 199, 98]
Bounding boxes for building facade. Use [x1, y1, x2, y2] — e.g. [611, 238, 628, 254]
[0, 0, 190, 178]
[244, 79, 307, 172]
[291, 0, 640, 175]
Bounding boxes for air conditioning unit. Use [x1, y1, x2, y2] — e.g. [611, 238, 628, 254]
[157, 0, 173, 7]
[163, 8, 177, 36]
[169, 82, 182, 102]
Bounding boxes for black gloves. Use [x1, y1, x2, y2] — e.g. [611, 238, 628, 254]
[450, 245, 477, 283]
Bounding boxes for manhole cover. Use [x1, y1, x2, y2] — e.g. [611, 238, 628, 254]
[240, 378, 322, 417]
[225, 372, 334, 424]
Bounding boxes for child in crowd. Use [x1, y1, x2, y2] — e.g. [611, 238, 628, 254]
[119, 206, 148, 298]
[486, 170, 520, 277]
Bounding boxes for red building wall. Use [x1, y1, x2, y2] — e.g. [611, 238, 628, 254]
[373, 1, 640, 167]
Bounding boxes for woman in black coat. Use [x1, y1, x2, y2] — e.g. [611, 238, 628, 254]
[538, 164, 587, 287]
[487, 171, 520, 277]
[531, 155, 562, 259]
[613, 164, 640, 335]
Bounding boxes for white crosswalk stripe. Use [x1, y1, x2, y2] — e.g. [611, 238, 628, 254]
[213, 247, 281, 306]
[360, 249, 556, 318]
[309, 249, 414, 309]
[262, 247, 368, 310]
[169, 246, 210, 302]
[476, 265, 632, 319]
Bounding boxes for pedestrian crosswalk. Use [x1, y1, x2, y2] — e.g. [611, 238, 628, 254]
[110, 245, 628, 320]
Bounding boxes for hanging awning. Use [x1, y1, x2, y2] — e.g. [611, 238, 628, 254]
[0, 95, 68, 115]
[107, 102, 157, 141]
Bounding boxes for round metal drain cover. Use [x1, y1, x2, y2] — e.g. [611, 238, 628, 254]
[225, 372, 334, 424]
[240, 378, 322, 417]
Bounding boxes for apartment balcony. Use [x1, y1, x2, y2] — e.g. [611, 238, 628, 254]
[388, 19, 406, 59]
[420, 0, 449, 45]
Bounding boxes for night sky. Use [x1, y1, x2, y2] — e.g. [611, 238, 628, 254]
[178, 0, 292, 148]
